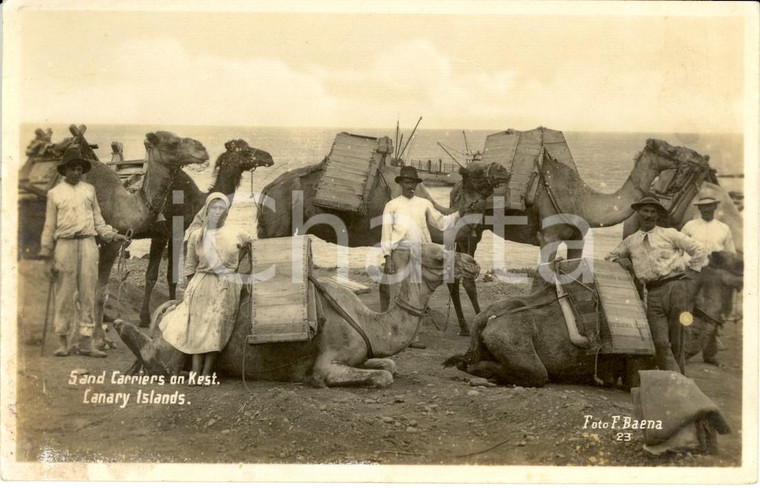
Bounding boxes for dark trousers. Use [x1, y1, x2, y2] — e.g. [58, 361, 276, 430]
[645, 277, 695, 374]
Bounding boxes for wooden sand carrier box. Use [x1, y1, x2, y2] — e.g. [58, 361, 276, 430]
[537, 258, 655, 356]
[481, 127, 579, 211]
[313, 132, 393, 215]
[247, 236, 319, 344]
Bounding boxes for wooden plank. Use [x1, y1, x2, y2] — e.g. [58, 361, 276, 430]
[318, 275, 371, 295]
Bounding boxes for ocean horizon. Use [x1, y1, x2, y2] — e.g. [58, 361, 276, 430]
[19, 123, 744, 270]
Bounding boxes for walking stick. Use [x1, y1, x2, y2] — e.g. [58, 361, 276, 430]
[40, 279, 55, 356]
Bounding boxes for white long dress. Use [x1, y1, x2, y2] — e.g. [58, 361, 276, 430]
[159, 226, 252, 354]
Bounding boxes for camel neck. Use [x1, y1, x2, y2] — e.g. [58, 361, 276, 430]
[369, 278, 430, 357]
[211, 164, 243, 197]
[576, 150, 665, 227]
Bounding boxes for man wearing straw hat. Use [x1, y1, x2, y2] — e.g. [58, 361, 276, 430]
[681, 195, 737, 366]
[606, 195, 707, 374]
[39, 146, 131, 358]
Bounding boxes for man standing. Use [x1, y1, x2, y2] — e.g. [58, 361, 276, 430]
[681, 196, 736, 254]
[379, 166, 465, 347]
[606, 195, 707, 374]
[681, 196, 737, 366]
[39, 146, 131, 357]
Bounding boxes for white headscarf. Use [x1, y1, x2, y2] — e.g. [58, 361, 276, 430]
[184, 192, 230, 243]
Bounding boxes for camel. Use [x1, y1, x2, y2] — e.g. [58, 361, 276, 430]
[114, 243, 480, 387]
[684, 251, 744, 363]
[84, 132, 210, 349]
[445, 138, 687, 335]
[257, 163, 453, 246]
[443, 251, 743, 388]
[138, 139, 274, 327]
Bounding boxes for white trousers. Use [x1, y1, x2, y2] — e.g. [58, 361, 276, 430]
[53, 237, 99, 337]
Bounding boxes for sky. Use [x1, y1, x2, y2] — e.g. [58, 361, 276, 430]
[8, 2, 751, 132]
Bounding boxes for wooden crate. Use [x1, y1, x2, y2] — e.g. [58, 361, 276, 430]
[482, 127, 578, 211]
[537, 258, 654, 356]
[248, 236, 318, 344]
[313, 133, 389, 215]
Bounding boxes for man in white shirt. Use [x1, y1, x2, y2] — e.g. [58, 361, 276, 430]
[681, 196, 736, 254]
[39, 146, 131, 358]
[379, 166, 464, 347]
[681, 196, 738, 366]
[607, 195, 707, 374]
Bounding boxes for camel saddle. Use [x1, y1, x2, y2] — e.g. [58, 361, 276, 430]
[536, 258, 655, 356]
[313, 132, 393, 215]
[481, 127, 579, 211]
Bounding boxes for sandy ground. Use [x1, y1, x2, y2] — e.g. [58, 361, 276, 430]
[14, 256, 743, 467]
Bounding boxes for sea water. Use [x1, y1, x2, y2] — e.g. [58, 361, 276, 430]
[20, 124, 743, 271]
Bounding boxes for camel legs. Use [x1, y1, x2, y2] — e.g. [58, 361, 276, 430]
[358, 358, 397, 376]
[312, 359, 394, 388]
[448, 276, 481, 336]
[140, 231, 169, 327]
[93, 242, 120, 350]
[448, 235, 482, 336]
[481, 321, 549, 387]
[166, 232, 178, 301]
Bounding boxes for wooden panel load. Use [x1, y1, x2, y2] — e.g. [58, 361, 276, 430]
[482, 127, 578, 211]
[248, 236, 318, 344]
[537, 258, 654, 356]
[313, 132, 392, 215]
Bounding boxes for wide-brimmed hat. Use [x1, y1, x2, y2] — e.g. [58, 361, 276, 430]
[56, 145, 92, 175]
[631, 195, 667, 214]
[395, 165, 423, 184]
[693, 196, 721, 206]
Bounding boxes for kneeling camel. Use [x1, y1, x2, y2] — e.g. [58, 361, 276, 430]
[116, 243, 480, 388]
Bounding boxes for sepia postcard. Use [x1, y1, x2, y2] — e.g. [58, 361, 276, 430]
[1, 0, 758, 483]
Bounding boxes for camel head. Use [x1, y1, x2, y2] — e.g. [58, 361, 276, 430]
[419, 243, 480, 289]
[638, 139, 710, 192]
[459, 161, 511, 201]
[145, 131, 210, 170]
[220, 139, 275, 171]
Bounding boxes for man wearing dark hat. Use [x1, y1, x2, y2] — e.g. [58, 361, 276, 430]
[39, 146, 131, 358]
[681, 195, 737, 366]
[379, 166, 468, 347]
[606, 195, 707, 374]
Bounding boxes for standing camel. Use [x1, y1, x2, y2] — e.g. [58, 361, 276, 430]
[139, 139, 274, 326]
[115, 243, 480, 387]
[445, 138, 688, 335]
[257, 163, 451, 246]
[86, 132, 209, 350]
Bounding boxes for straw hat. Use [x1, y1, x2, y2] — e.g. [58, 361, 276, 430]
[630, 195, 667, 214]
[693, 196, 721, 206]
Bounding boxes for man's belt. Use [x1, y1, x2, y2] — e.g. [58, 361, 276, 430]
[58, 234, 94, 240]
[646, 273, 685, 289]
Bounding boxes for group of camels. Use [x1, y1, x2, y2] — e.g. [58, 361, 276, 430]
[27, 127, 742, 388]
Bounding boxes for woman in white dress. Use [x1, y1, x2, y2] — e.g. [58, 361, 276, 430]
[159, 192, 252, 380]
